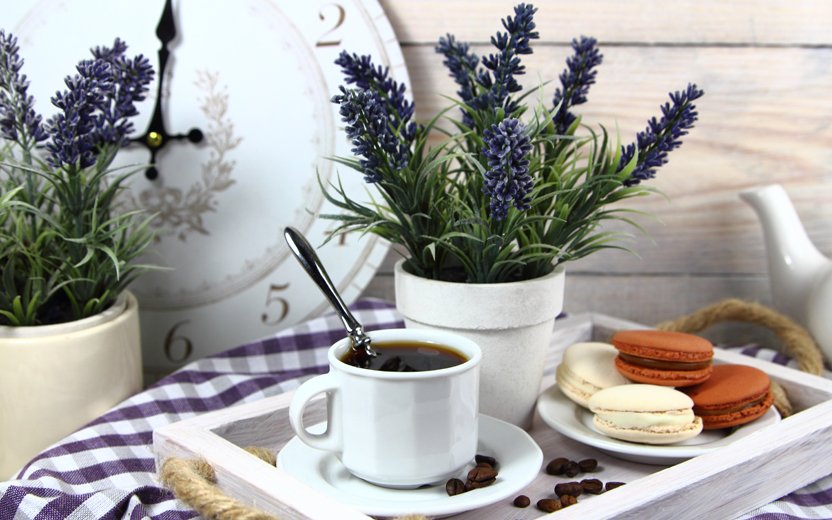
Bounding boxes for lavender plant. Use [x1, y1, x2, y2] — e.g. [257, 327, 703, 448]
[325, 3, 703, 283]
[0, 31, 155, 325]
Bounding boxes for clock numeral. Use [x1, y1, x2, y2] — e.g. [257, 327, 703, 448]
[316, 3, 346, 47]
[164, 320, 194, 363]
[327, 227, 349, 246]
[261, 282, 291, 325]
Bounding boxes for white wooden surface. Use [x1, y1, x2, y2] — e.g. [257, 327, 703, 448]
[153, 313, 832, 519]
[354, 1, 832, 335]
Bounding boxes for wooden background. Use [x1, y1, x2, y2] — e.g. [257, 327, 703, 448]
[360, 0, 832, 341]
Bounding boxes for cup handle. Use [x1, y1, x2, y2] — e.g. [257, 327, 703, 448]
[288, 373, 342, 452]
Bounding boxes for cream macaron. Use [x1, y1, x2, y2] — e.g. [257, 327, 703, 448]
[556, 342, 630, 408]
[588, 384, 703, 445]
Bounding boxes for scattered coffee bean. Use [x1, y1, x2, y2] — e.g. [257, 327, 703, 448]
[578, 458, 598, 472]
[513, 495, 531, 508]
[465, 477, 496, 491]
[475, 454, 497, 468]
[563, 460, 580, 477]
[445, 478, 465, 496]
[605, 481, 626, 491]
[545, 457, 569, 475]
[467, 466, 498, 483]
[560, 494, 578, 507]
[537, 498, 563, 513]
[555, 482, 583, 497]
[580, 478, 604, 494]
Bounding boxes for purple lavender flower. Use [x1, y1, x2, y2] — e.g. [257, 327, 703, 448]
[435, 34, 480, 105]
[332, 86, 411, 183]
[0, 31, 47, 146]
[44, 40, 153, 170]
[334, 51, 416, 142]
[482, 118, 534, 220]
[90, 38, 153, 146]
[436, 3, 539, 126]
[619, 84, 704, 186]
[551, 36, 603, 134]
[45, 60, 110, 170]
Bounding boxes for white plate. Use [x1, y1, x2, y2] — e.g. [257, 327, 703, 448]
[536, 384, 781, 465]
[276, 414, 543, 517]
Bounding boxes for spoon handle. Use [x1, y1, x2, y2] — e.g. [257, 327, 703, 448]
[283, 227, 371, 350]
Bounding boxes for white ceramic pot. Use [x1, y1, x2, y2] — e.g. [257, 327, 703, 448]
[394, 260, 565, 429]
[0, 291, 143, 479]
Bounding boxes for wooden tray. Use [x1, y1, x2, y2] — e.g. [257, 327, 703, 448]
[153, 313, 832, 519]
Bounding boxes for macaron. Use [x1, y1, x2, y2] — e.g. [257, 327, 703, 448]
[588, 384, 703, 445]
[682, 364, 774, 429]
[612, 330, 714, 387]
[556, 342, 631, 408]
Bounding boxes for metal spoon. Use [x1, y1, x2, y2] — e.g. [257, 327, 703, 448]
[283, 226, 377, 366]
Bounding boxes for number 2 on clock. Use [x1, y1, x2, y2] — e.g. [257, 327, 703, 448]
[262, 282, 291, 325]
[316, 3, 345, 47]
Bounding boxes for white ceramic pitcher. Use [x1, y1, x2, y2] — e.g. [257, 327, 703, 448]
[740, 184, 832, 361]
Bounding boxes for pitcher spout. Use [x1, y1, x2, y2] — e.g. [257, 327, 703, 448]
[740, 184, 831, 325]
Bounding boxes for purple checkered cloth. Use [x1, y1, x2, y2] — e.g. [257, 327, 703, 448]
[1, 299, 830, 519]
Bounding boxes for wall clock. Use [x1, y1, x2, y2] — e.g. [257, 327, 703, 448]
[9, 0, 407, 374]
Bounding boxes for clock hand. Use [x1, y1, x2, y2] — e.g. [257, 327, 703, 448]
[133, 0, 203, 181]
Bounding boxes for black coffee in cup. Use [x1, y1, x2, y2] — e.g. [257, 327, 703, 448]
[341, 340, 467, 372]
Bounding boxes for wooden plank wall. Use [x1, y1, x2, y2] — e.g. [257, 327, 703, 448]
[360, 0, 832, 343]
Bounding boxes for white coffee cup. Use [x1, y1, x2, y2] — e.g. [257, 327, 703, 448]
[288, 328, 481, 488]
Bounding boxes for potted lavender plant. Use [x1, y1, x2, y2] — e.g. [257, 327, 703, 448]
[323, 4, 703, 428]
[0, 32, 155, 477]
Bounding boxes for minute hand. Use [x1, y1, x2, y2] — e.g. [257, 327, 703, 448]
[150, 0, 176, 139]
[133, 0, 203, 180]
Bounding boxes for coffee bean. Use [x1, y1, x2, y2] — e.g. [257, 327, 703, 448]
[475, 454, 497, 467]
[563, 460, 580, 477]
[545, 457, 569, 475]
[467, 466, 498, 483]
[465, 477, 496, 490]
[578, 458, 598, 472]
[513, 495, 530, 508]
[537, 498, 563, 513]
[580, 478, 604, 494]
[555, 482, 583, 497]
[560, 494, 578, 507]
[445, 478, 466, 496]
[605, 481, 626, 491]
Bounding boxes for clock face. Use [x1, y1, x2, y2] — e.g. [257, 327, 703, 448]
[11, 0, 406, 373]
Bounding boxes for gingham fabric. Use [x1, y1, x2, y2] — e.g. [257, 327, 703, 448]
[1, 299, 830, 520]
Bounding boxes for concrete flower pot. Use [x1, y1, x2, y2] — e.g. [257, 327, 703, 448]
[0, 291, 142, 478]
[394, 260, 565, 429]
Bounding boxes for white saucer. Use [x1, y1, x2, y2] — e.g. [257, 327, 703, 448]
[277, 414, 542, 517]
[536, 384, 780, 465]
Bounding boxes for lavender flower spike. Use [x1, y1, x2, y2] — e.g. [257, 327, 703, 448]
[44, 39, 153, 171]
[551, 36, 603, 134]
[480, 3, 540, 116]
[332, 86, 411, 184]
[90, 38, 154, 147]
[482, 118, 534, 220]
[334, 51, 415, 141]
[436, 34, 480, 105]
[0, 31, 47, 147]
[620, 83, 704, 186]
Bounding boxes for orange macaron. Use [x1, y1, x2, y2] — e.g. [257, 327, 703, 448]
[682, 364, 774, 429]
[611, 330, 714, 387]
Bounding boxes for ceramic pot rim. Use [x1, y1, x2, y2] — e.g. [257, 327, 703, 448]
[395, 258, 565, 288]
[394, 260, 566, 329]
[0, 291, 133, 339]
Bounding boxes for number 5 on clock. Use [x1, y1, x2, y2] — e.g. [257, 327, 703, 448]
[262, 282, 291, 325]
